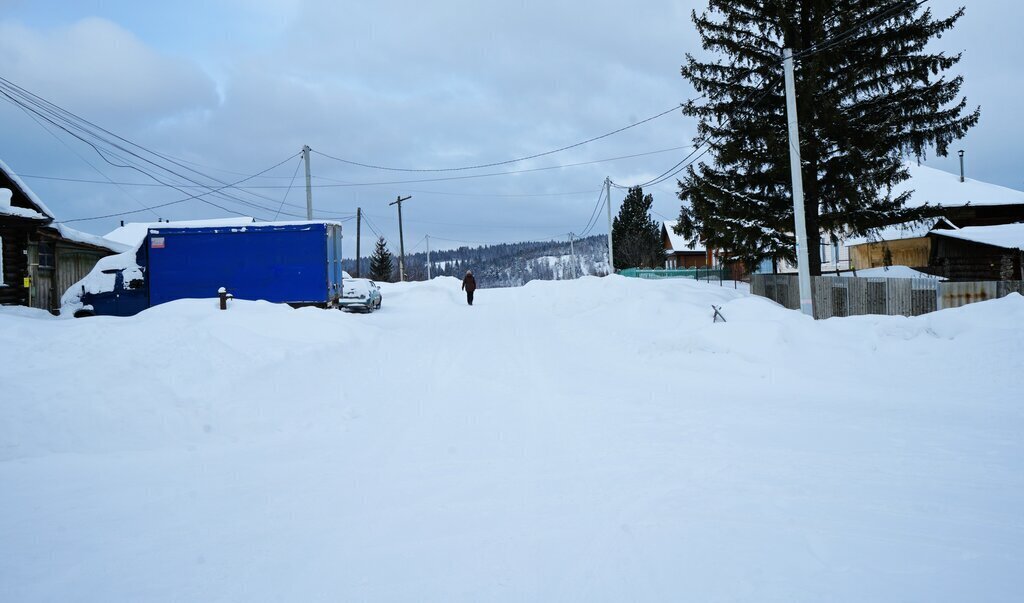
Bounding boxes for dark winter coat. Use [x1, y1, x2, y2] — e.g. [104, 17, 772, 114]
[462, 273, 477, 292]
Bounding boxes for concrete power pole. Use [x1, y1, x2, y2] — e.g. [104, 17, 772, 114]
[569, 232, 578, 279]
[355, 207, 362, 278]
[302, 145, 313, 220]
[390, 195, 412, 281]
[426, 234, 431, 280]
[782, 48, 814, 317]
[605, 177, 614, 274]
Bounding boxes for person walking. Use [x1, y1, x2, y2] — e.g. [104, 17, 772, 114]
[461, 270, 477, 306]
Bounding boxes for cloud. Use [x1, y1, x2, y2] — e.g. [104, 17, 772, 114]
[0, 17, 218, 125]
[0, 0, 1020, 250]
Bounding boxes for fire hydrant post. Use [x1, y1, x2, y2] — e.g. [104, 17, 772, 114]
[218, 287, 229, 310]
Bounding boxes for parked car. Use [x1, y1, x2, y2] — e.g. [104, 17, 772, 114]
[339, 277, 382, 312]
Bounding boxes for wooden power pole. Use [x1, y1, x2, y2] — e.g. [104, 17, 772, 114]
[355, 207, 362, 278]
[389, 195, 412, 281]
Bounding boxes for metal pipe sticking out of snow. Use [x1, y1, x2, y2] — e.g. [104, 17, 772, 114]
[218, 287, 233, 310]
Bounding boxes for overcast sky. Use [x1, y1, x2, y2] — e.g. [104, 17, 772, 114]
[1, 0, 1020, 256]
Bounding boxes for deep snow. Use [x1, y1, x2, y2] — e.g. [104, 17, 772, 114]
[2, 276, 1023, 601]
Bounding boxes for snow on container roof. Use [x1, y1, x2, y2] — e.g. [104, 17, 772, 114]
[930, 223, 1024, 251]
[146, 220, 343, 235]
[0, 158, 56, 219]
[897, 162, 1024, 208]
[662, 220, 705, 253]
[105, 217, 257, 247]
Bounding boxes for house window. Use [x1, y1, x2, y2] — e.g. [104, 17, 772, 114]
[38, 242, 55, 270]
[0, 235, 5, 286]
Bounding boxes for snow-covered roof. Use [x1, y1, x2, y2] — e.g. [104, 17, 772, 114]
[0, 158, 56, 219]
[662, 220, 705, 253]
[897, 163, 1024, 209]
[51, 224, 131, 253]
[1, 188, 50, 220]
[105, 217, 257, 247]
[846, 217, 957, 247]
[930, 223, 1024, 251]
[844, 166, 1024, 246]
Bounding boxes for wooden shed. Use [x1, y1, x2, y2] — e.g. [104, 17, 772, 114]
[1, 159, 124, 312]
[928, 224, 1024, 281]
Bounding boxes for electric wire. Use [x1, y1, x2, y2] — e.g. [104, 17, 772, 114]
[0, 76, 313, 220]
[311, 105, 684, 173]
[273, 156, 304, 220]
[60, 154, 302, 222]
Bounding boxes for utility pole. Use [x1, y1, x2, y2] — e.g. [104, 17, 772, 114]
[569, 232, 578, 279]
[390, 195, 412, 281]
[426, 234, 431, 280]
[302, 145, 313, 220]
[605, 177, 614, 274]
[355, 207, 362, 278]
[782, 48, 814, 317]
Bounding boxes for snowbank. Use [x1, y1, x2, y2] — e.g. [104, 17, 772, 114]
[2, 277, 1023, 601]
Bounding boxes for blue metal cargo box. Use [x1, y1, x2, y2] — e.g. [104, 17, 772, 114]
[147, 222, 343, 306]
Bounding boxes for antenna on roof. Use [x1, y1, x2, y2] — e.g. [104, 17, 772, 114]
[958, 149, 965, 183]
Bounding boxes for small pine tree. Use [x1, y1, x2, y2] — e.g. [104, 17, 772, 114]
[369, 236, 394, 282]
[612, 186, 663, 270]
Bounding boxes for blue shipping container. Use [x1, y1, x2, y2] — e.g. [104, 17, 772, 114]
[147, 222, 343, 306]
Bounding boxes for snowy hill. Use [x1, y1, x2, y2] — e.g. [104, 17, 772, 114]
[2, 278, 1023, 601]
[343, 235, 609, 286]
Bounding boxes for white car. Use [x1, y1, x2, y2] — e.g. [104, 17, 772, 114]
[339, 277, 382, 312]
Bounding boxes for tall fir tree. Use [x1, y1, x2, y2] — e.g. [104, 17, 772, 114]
[369, 236, 394, 282]
[675, 1, 979, 274]
[612, 186, 664, 270]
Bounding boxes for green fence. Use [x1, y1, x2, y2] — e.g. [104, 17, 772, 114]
[618, 267, 728, 282]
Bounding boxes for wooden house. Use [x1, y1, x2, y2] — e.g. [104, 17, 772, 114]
[845, 163, 1024, 273]
[662, 220, 710, 269]
[1, 159, 125, 311]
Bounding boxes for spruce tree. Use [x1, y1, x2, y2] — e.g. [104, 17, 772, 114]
[369, 236, 394, 282]
[612, 186, 663, 270]
[675, 1, 979, 274]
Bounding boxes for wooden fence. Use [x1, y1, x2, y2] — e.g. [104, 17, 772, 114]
[750, 274, 1024, 319]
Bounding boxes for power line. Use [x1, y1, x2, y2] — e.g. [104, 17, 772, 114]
[13, 104, 161, 220]
[362, 212, 576, 231]
[578, 187, 608, 238]
[19, 145, 692, 199]
[311, 105, 683, 173]
[273, 156, 304, 220]
[0, 76, 315, 220]
[60, 154, 302, 222]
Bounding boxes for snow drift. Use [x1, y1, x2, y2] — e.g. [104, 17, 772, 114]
[2, 276, 1022, 601]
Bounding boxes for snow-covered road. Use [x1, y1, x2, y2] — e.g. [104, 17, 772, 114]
[2, 276, 1023, 601]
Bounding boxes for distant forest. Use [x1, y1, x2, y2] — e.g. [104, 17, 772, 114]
[342, 235, 610, 288]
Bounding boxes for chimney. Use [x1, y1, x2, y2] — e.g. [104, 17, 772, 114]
[958, 149, 965, 183]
